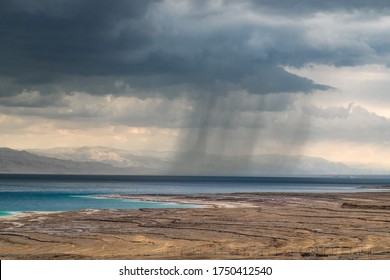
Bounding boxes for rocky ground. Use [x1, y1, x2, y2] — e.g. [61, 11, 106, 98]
[0, 192, 389, 259]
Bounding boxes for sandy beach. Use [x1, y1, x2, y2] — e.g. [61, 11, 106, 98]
[0, 191, 389, 259]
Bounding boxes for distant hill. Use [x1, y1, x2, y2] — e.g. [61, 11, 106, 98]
[169, 152, 362, 176]
[2, 146, 385, 175]
[23, 146, 373, 176]
[27, 146, 171, 170]
[251, 154, 359, 175]
[0, 148, 130, 174]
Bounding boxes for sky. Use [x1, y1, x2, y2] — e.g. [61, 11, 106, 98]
[1, 0, 390, 167]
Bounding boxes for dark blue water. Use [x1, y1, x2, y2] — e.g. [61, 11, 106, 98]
[0, 174, 389, 216]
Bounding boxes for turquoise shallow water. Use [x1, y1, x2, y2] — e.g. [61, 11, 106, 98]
[0, 211, 24, 217]
[0, 211, 12, 216]
[0, 175, 389, 215]
[0, 192, 194, 216]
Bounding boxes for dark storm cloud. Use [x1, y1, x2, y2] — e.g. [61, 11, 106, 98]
[0, 0, 334, 100]
[0, 0, 156, 82]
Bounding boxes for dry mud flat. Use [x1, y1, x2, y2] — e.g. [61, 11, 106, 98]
[0, 192, 389, 260]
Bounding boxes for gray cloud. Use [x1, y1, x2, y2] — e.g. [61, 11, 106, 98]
[1, 0, 388, 101]
[0, 0, 335, 100]
[0, 91, 295, 129]
[0, 0, 158, 96]
[302, 103, 354, 119]
[301, 104, 390, 145]
[240, 0, 390, 14]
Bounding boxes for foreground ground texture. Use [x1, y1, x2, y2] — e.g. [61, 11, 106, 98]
[0, 192, 389, 259]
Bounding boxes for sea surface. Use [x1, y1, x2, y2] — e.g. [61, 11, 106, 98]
[0, 174, 389, 216]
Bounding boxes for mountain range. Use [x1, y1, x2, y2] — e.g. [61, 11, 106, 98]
[0, 147, 128, 174]
[1, 146, 386, 175]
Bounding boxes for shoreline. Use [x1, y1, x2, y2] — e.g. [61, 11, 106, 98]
[98, 194, 254, 208]
[0, 211, 63, 219]
[2, 187, 389, 217]
[99, 190, 390, 209]
[1, 191, 389, 260]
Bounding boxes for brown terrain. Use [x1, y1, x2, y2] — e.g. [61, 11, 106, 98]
[0, 192, 389, 259]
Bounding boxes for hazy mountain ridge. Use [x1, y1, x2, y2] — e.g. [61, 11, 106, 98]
[0, 148, 131, 174]
[19, 146, 378, 175]
[251, 154, 358, 175]
[168, 152, 361, 175]
[27, 146, 171, 170]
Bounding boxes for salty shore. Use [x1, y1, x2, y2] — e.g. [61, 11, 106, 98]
[0, 191, 389, 259]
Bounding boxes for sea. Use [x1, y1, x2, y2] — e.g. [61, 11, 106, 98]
[0, 174, 389, 217]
